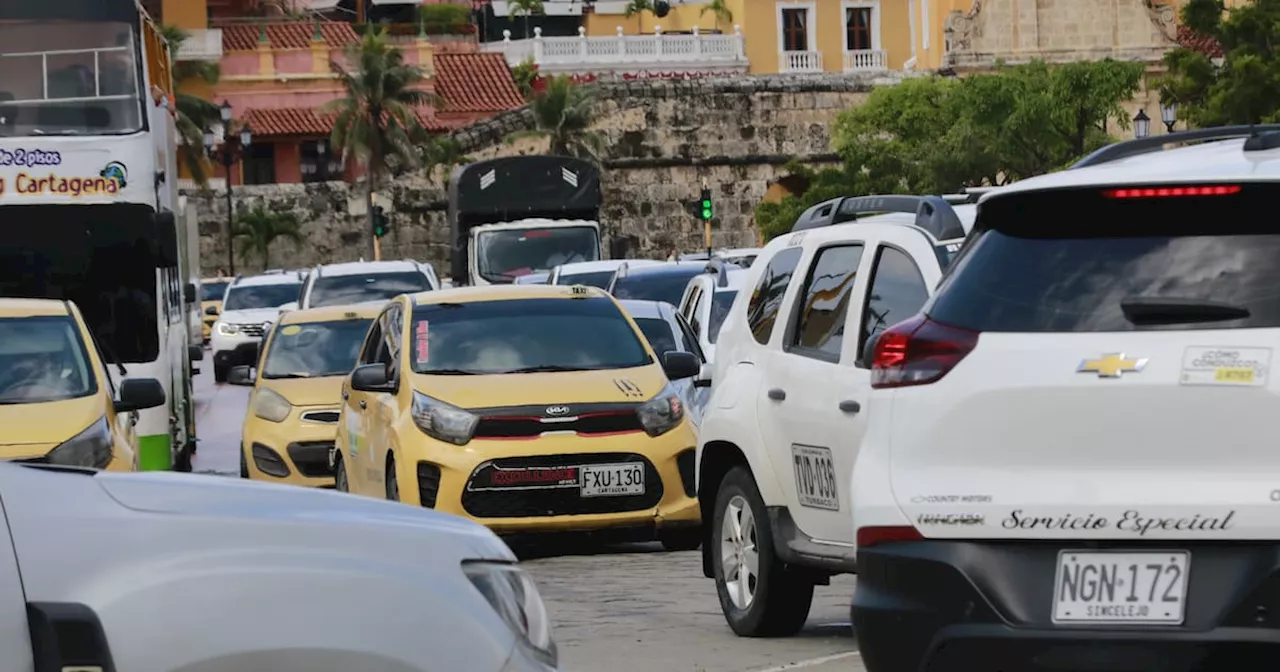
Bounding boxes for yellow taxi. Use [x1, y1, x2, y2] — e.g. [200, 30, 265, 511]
[230, 303, 381, 487]
[200, 276, 232, 343]
[334, 285, 705, 550]
[0, 298, 167, 471]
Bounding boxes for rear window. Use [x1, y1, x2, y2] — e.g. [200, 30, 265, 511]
[309, 272, 430, 308]
[611, 269, 702, 307]
[931, 184, 1280, 332]
[557, 270, 616, 289]
[410, 297, 652, 374]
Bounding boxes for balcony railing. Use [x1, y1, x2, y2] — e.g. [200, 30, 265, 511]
[176, 28, 223, 61]
[843, 49, 886, 72]
[482, 25, 748, 74]
[780, 50, 823, 73]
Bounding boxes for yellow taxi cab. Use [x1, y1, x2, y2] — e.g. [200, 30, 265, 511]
[229, 303, 381, 487]
[200, 276, 232, 343]
[333, 285, 705, 550]
[0, 298, 167, 471]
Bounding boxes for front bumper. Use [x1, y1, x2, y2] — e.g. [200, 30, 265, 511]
[242, 406, 340, 487]
[853, 539, 1280, 672]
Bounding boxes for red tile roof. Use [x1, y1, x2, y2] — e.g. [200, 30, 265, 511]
[242, 106, 451, 138]
[433, 52, 526, 113]
[1177, 24, 1224, 58]
[223, 21, 360, 52]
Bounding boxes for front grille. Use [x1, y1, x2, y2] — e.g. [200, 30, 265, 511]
[286, 441, 334, 478]
[470, 402, 644, 439]
[417, 462, 441, 508]
[461, 452, 663, 518]
[234, 322, 266, 338]
[676, 449, 696, 498]
[300, 410, 340, 424]
[252, 443, 290, 477]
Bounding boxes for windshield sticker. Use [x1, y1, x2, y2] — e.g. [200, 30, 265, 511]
[281, 325, 302, 336]
[414, 320, 429, 365]
[1179, 346, 1271, 387]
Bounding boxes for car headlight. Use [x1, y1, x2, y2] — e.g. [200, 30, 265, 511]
[636, 382, 684, 437]
[252, 387, 292, 423]
[217, 322, 239, 336]
[47, 416, 113, 469]
[412, 391, 478, 445]
[462, 561, 557, 666]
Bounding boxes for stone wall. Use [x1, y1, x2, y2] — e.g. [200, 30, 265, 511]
[192, 73, 886, 276]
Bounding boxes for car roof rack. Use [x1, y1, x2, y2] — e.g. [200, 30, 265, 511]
[1070, 124, 1280, 169]
[790, 194, 966, 241]
[704, 259, 733, 288]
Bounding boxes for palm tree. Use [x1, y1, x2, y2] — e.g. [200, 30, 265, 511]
[234, 204, 304, 270]
[326, 28, 434, 257]
[422, 137, 472, 186]
[505, 75, 605, 160]
[624, 0, 653, 33]
[508, 0, 544, 39]
[161, 25, 222, 189]
[698, 0, 733, 32]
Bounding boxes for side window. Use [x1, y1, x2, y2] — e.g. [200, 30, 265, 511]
[674, 313, 707, 362]
[358, 318, 385, 366]
[860, 246, 930, 359]
[746, 246, 804, 345]
[789, 244, 864, 362]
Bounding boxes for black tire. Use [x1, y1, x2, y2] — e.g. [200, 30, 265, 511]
[240, 447, 249, 478]
[712, 466, 814, 637]
[334, 454, 349, 493]
[385, 455, 399, 501]
[659, 528, 703, 552]
[213, 363, 229, 383]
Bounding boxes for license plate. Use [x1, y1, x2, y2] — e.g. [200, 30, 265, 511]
[580, 463, 644, 497]
[791, 444, 839, 511]
[1053, 551, 1190, 624]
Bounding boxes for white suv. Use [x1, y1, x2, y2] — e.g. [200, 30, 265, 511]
[293, 259, 440, 310]
[850, 128, 1280, 671]
[211, 272, 304, 382]
[677, 260, 748, 365]
[694, 194, 977, 636]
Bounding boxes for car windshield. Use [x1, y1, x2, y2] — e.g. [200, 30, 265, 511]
[0, 316, 96, 404]
[475, 226, 601, 283]
[556, 270, 616, 289]
[262, 319, 373, 379]
[308, 272, 430, 308]
[223, 283, 301, 311]
[634, 316, 678, 355]
[612, 270, 702, 307]
[410, 297, 651, 374]
[708, 290, 737, 343]
[201, 281, 230, 302]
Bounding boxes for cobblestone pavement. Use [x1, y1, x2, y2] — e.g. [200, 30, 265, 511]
[192, 354, 863, 672]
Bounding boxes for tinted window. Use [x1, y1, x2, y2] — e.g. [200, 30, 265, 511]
[308, 272, 430, 308]
[262, 319, 373, 379]
[410, 298, 652, 374]
[0, 316, 96, 404]
[612, 270, 703, 307]
[635, 317, 678, 355]
[202, 281, 230, 301]
[792, 245, 863, 359]
[707, 290, 737, 344]
[223, 283, 302, 311]
[557, 270, 616, 289]
[863, 247, 929, 350]
[747, 247, 804, 345]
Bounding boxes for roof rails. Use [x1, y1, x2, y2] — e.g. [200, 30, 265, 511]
[1070, 124, 1280, 169]
[790, 195, 966, 241]
[704, 259, 733, 288]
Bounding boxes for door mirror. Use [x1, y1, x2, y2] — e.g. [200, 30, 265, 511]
[115, 378, 166, 413]
[188, 344, 203, 363]
[351, 363, 393, 392]
[278, 301, 298, 313]
[205, 305, 219, 316]
[226, 365, 256, 386]
[183, 282, 197, 304]
[661, 351, 701, 380]
[693, 362, 712, 388]
[859, 331, 881, 369]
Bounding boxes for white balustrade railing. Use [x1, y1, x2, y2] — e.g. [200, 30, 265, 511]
[780, 50, 823, 73]
[843, 49, 886, 71]
[176, 28, 223, 62]
[481, 25, 748, 72]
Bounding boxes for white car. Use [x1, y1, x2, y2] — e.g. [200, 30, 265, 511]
[211, 272, 304, 382]
[676, 260, 748, 365]
[548, 259, 663, 289]
[0, 462, 559, 671]
[617, 299, 712, 426]
[694, 194, 978, 636]
[291, 259, 441, 311]
[850, 128, 1280, 671]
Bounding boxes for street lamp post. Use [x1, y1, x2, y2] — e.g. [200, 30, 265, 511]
[1160, 102, 1178, 133]
[203, 100, 253, 276]
[1133, 109, 1151, 139]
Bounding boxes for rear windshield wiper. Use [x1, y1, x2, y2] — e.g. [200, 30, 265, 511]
[502, 365, 584, 373]
[1120, 297, 1251, 326]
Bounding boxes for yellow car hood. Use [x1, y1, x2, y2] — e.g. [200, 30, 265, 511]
[0, 395, 101, 448]
[413, 365, 667, 408]
[264, 376, 345, 407]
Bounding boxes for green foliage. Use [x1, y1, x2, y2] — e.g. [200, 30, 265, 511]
[234, 204, 304, 270]
[418, 3, 474, 34]
[505, 75, 605, 160]
[1158, 0, 1280, 125]
[511, 58, 539, 99]
[162, 24, 222, 189]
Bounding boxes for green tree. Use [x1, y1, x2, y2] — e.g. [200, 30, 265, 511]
[509, 0, 544, 39]
[505, 75, 605, 159]
[161, 25, 223, 189]
[422, 136, 473, 185]
[624, 0, 653, 33]
[698, 0, 734, 32]
[234, 204, 304, 270]
[327, 28, 433, 257]
[1159, 0, 1280, 126]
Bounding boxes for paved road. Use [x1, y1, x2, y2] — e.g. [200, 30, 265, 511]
[190, 352, 863, 672]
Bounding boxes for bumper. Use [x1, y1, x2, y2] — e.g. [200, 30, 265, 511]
[243, 409, 339, 487]
[853, 540, 1280, 672]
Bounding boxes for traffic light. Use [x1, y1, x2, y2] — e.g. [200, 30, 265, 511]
[700, 188, 713, 222]
[371, 205, 390, 238]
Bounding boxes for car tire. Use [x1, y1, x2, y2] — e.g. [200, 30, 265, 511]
[659, 528, 703, 552]
[213, 363, 228, 383]
[334, 454, 349, 493]
[385, 455, 399, 501]
[712, 466, 814, 637]
[240, 447, 249, 478]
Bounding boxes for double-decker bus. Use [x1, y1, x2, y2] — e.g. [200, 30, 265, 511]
[0, 0, 199, 471]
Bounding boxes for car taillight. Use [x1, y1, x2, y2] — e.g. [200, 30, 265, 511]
[870, 314, 979, 389]
[856, 525, 924, 548]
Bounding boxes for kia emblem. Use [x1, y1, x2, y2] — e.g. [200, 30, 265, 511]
[545, 405, 570, 416]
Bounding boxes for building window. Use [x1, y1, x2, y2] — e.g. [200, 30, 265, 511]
[846, 6, 872, 50]
[242, 143, 276, 185]
[781, 7, 809, 51]
[300, 140, 341, 183]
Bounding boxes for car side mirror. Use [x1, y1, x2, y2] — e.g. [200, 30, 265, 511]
[205, 305, 219, 316]
[278, 301, 298, 313]
[859, 332, 881, 369]
[184, 282, 197, 304]
[188, 344, 203, 363]
[115, 378, 166, 413]
[351, 363, 393, 392]
[226, 365, 256, 386]
[693, 362, 712, 388]
[661, 351, 701, 380]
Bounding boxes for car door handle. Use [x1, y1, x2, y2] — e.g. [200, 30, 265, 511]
[358, 400, 367, 409]
[838, 399, 861, 414]
[767, 388, 786, 401]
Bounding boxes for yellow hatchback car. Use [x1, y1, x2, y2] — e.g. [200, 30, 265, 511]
[230, 304, 380, 487]
[0, 298, 167, 471]
[333, 285, 705, 550]
[200, 277, 232, 344]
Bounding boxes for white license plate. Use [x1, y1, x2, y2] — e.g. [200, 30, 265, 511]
[580, 463, 645, 497]
[791, 444, 839, 511]
[1053, 551, 1190, 624]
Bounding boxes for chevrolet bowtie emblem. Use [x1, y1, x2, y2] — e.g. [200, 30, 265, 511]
[1077, 353, 1148, 378]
